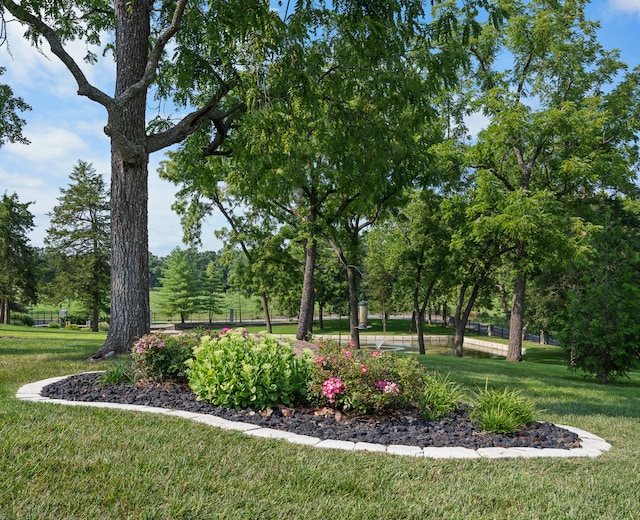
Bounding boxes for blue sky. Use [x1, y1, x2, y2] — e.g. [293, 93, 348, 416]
[1, 0, 640, 257]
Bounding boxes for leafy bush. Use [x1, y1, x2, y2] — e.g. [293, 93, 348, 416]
[10, 313, 34, 326]
[47, 321, 61, 329]
[100, 359, 136, 386]
[186, 328, 310, 410]
[132, 332, 200, 383]
[65, 323, 79, 330]
[98, 322, 110, 332]
[420, 373, 466, 421]
[307, 343, 426, 415]
[470, 384, 538, 434]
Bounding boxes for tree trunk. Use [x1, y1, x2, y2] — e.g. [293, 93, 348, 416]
[92, 0, 150, 358]
[296, 239, 316, 340]
[507, 270, 526, 362]
[382, 310, 387, 332]
[261, 291, 272, 333]
[91, 306, 99, 333]
[347, 266, 360, 348]
[1, 298, 8, 324]
[454, 280, 482, 358]
[318, 303, 324, 330]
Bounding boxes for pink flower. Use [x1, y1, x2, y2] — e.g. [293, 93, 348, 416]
[315, 355, 327, 365]
[341, 349, 353, 357]
[322, 377, 346, 404]
[374, 380, 400, 396]
[361, 365, 368, 374]
[370, 350, 381, 357]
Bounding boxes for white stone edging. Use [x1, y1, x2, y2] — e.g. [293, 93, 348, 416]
[16, 375, 611, 459]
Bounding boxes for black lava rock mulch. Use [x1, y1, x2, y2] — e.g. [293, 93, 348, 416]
[42, 372, 581, 450]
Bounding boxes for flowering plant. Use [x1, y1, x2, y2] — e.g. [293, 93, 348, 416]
[131, 332, 200, 383]
[322, 377, 346, 404]
[307, 341, 426, 415]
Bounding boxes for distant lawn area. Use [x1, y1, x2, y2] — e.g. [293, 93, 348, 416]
[1, 323, 639, 519]
[238, 318, 454, 336]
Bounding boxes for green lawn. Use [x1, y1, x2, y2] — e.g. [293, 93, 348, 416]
[1, 324, 639, 519]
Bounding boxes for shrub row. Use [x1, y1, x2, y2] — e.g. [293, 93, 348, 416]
[102, 328, 538, 434]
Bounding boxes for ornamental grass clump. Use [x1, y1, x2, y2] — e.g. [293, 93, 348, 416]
[419, 372, 467, 421]
[186, 328, 311, 410]
[308, 343, 426, 415]
[131, 332, 200, 383]
[470, 383, 539, 434]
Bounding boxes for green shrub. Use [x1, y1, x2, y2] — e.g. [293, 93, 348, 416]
[419, 373, 466, 421]
[10, 313, 34, 326]
[470, 384, 538, 434]
[186, 328, 310, 410]
[65, 323, 79, 330]
[132, 332, 200, 383]
[98, 322, 110, 332]
[100, 358, 136, 386]
[307, 343, 426, 415]
[47, 321, 61, 329]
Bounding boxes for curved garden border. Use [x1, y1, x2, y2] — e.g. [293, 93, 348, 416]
[17, 375, 611, 459]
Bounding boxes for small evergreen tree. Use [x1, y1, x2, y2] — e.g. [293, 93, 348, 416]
[203, 260, 224, 324]
[158, 248, 201, 324]
[45, 160, 111, 331]
[0, 192, 38, 323]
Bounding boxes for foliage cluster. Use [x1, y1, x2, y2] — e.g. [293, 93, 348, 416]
[470, 384, 539, 434]
[420, 373, 466, 421]
[186, 328, 310, 409]
[131, 332, 201, 383]
[8, 312, 34, 326]
[99, 328, 539, 434]
[308, 343, 426, 415]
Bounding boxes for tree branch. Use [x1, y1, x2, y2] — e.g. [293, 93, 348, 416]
[117, 0, 188, 106]
[1, 0, 113, 109]
[146, 83, 244, 154]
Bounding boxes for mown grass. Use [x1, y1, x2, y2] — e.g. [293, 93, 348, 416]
[2, 324, 640, 519]
[241, 318, 452, 336]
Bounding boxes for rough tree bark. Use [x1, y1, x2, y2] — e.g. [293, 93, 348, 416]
[507, 242, 527, 362]
[346, 265, 360, 349]
[93, 0, 151, 358]
[296, 238, 317, 341]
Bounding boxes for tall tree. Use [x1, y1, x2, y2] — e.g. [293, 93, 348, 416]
[45, 160, 111, 331]
[163, 1, 498, 346]
[0, 66, 30, 147]
[1, 0, 276, 357]
[558, 196, 640, 384]
[468, 0, 640, 361]
[0, 192, 37, 323]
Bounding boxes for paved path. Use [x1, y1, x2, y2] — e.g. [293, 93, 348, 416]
[16, 375, 611, 459]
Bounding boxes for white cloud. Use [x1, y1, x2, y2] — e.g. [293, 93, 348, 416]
[610, 0, 640, 15]
[1, 20, 114, 100]
[4, 125, 89, 165]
